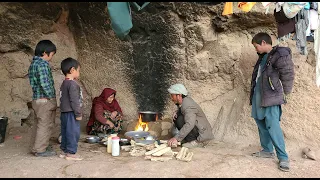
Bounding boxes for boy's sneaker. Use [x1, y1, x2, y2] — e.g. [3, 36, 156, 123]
[35, 150, 57, 157]
[65, 153, 83, 161]
[278, 159, 290, 172]
[182, 140, 205, 149]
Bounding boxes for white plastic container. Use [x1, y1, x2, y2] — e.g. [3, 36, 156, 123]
[111, 136, 120, 156]
[107, 133, 117, 153]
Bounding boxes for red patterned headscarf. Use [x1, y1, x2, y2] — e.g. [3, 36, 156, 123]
[86, 88, 122, 134]
[92, 88, 122, 113]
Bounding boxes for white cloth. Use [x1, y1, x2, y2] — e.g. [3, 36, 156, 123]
[168, 84, 188, 96]
[283, 2, 307, 19]
[261, 2, 271, 8]
[262, 2, 271, 14]
[306, 10, 311, 36]
[275, 2, 284, 12]
[310, 9, 319, 30]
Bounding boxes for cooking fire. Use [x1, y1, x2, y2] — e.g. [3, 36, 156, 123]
[135, 114, 149, 131]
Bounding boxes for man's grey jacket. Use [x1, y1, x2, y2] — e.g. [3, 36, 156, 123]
[175, 97, 214, 142]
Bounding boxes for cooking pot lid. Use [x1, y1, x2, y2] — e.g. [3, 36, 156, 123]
[139, 111, 158, 114]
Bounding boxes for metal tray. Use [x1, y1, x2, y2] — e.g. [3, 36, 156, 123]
[124, 131, 150, 139]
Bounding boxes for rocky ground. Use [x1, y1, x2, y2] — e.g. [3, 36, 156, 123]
[0, 124, 319, 178]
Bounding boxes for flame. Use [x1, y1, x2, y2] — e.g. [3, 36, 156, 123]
[135, 114, 149, 131]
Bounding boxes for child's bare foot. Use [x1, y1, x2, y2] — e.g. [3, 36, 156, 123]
[59, 152, 66, 158]
[65, 153, 83, 161]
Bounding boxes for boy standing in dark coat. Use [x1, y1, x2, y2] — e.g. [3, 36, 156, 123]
[250, 33, 294, 172]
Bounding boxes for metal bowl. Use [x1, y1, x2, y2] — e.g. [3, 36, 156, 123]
[86, 136, 100, 144]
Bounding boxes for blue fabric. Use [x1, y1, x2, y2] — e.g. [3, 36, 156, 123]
[304, 2, 310, 10]
[255, 116, 288, 161]
[107, 2, 132, 39]
[252, 54, 266, 119]
[60, 112, 80, 154]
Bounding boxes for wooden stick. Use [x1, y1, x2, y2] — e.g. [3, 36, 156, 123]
[182, 152, 194, 162]
[176, 147, 188, 160]
[144, 144, 167, 156]
[180, 147, 188, 159]
[152, 147, 172, 157]
[159, 140, 181, 145]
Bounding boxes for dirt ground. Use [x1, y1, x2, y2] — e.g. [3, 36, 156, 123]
[0, 124, 319, 178]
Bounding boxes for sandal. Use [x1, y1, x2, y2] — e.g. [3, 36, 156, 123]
[278, 160, 290, 172]
[251, 151, 275, 158]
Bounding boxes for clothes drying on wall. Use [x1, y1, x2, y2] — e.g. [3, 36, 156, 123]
[107, 2, 150, 40]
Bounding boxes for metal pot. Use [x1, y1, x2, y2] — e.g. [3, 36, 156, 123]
[139, 111, 158, 122]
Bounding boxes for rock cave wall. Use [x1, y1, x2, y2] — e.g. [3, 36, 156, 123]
[0, 2, 320, 146]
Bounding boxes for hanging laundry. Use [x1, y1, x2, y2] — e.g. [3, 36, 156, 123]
[261, 2, 271, 14]
[295, 9, 309, 55]
[310, 2, 318, 11]
[309, 9, 319, 30]
[261, 2, 271, 8]
[304, 2, 310, 10]
[307, 31, 314, 42]
[282, 2, 306, 19]
[274, 7, 295, 38]
[275, 2, 284, 12]
[237, 2, 256, 12]
[222, 2, 233, 15]
[130, 2, 150, 12]
[107, 2, 133, 40]
[107, 2, 150, 40]
[306, 10, 311, 37]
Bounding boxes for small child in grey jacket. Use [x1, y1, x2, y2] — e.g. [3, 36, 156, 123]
[59, 57, 83, 160]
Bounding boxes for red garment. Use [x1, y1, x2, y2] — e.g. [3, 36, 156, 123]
[86, 88, 123, 134]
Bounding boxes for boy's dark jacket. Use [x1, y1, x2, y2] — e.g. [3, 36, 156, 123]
[250, 46, 295, 107]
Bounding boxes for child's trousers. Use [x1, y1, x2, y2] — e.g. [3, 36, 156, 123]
[60, 112, 80, 154]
